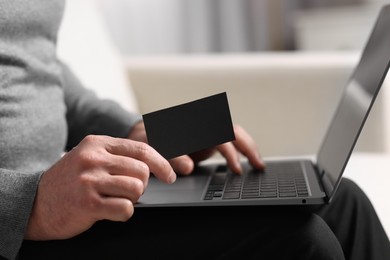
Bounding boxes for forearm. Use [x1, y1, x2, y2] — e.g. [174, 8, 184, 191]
[62, 63, 142, 150]
[0, 169, 43, 260]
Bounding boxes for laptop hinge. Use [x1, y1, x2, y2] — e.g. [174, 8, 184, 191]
[320, 171, 334, 203]
[313, 164, 332, 203]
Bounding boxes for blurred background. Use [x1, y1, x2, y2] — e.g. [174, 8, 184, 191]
[95, 0, 389, 55]
[58, 0, 390, 156]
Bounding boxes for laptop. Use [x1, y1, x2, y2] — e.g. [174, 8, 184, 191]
[136, 4, 390, 207]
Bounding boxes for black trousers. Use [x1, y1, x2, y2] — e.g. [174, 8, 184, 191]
[19, 178, 390, 260]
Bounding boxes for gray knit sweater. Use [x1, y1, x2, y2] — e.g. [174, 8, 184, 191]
[0, 1, 141, 259]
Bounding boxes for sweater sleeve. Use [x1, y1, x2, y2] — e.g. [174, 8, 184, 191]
[0, 170, 43, 260]
[61, 62, 142, 150]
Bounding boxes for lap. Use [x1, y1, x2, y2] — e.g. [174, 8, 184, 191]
[20, 206, 343, 260]
[312, 178, 390, 260]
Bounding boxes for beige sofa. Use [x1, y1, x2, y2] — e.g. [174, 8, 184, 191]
[126, 53, 388, 157]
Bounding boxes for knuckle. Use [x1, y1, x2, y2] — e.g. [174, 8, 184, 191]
[137, 161, 149, 174]
[119, 200, 134, 221]
[79, 173, 94, 187]
[82, 135, 100, 145]
[77, 149, 107, 169]
[137, 162, 150, 187]
[82, 193, 103, 212]
[161, 161, 172, 175]
[78, 174, 99, 193]
[137, 162, 150, 181]
[78, 151, 100, 168]
[135, 142, 151, 158]
[130, 179, 145, 200]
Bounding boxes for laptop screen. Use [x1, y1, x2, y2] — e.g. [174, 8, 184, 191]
[317, 5, 390, 200]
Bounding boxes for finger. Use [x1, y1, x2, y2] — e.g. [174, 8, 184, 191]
[105, 138, 176, 184]
[96, 175, 145, 204]
[233, 125, 265, 170]
[127, 121, 147, 142]
[103, 154, 150, 188]
[217, 142, 242, 174]
[96, 197, 135, 222]
[169, 155, 194, 175]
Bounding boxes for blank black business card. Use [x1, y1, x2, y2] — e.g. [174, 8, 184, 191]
[142, 92, 235, 159]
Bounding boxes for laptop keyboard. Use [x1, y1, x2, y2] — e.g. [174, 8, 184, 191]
[203, 161, 309, 200]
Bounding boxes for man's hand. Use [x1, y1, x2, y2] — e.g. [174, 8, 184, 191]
[25, 135, 176, 240]
[128, 121, 265, 175]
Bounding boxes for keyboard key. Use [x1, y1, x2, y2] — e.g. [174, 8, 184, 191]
[259, 193, 277, 198]
[223, 192, 241, 199]
[213, 192, 223, 197]
[279, 192, 297, 197]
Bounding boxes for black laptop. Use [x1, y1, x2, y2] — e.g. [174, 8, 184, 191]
[136, 4, 390, 208]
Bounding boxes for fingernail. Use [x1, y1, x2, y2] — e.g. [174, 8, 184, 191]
[168, 170, 177, 184]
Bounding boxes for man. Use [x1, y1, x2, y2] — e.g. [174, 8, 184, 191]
[1, 1, 389, 259]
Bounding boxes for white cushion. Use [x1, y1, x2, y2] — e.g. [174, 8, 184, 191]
[57, 0, 139, 113]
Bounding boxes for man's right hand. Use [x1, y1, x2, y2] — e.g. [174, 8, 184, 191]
[25, 135, 176, 240]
